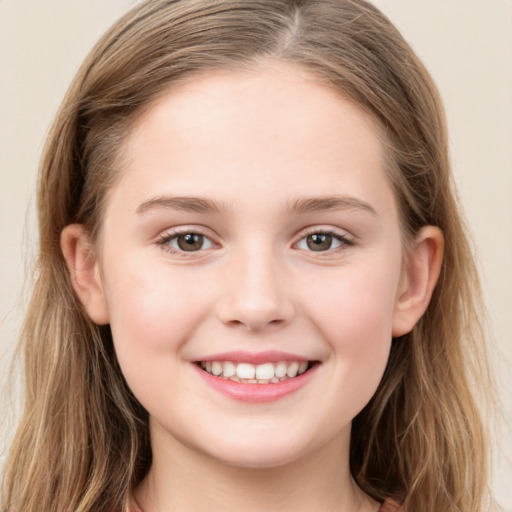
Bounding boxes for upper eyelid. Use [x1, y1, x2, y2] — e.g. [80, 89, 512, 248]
[293, 226, 353, 240]
[156, 226, 219, 251]
[154, 225, 354, 246]
[157, 225, 216, 240]
[156, 230, 218, 259]
[291, 228, 356, 254]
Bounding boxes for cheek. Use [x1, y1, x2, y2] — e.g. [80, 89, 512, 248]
[303, 260, 400, 344]
[298, 256, 400, 397]
[308, 280, 396, 421]
[101, 256, 212, 376]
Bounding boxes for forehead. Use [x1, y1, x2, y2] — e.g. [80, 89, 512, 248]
[108, 62, 395, 220]
[128, 63, 383, 153]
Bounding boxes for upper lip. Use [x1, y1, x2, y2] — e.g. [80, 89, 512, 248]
[194, 350, 313, 365]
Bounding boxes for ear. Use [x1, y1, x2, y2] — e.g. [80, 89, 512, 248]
[60, 224, 110, 325]
[392, 226, 444, 337]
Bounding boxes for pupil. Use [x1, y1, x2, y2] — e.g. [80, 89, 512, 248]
[307, 233, 332, 251]
[178, 233, 203, 251]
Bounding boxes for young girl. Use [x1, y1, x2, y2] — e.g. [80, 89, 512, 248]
[1, 1, 494, 511]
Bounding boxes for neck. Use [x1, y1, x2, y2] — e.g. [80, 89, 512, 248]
[134, 421, 378, 512]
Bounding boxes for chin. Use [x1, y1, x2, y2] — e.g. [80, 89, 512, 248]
[197, 431, 315, 470]
[210, 450, 301, 470]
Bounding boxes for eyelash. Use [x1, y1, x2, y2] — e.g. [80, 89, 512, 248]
[294, 229, 355, 254]
[156, 227, 215, 256]
[155, 228, 354, 256]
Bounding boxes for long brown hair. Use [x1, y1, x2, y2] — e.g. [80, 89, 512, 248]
[2, 1, 493, 511]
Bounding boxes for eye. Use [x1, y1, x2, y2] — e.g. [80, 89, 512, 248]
[158, 231, 214, 252]
[296, 231, 351, 252]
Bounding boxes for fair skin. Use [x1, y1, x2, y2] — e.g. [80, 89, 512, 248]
[62, 63, 443, 512]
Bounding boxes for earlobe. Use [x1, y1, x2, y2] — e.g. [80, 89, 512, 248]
[392, 226, 444, 337]
[60, 224, 110, 325]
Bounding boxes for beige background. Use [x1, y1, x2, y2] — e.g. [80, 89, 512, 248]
[1, 1, 511, 508]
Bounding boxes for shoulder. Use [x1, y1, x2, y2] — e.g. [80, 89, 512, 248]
[379, 498, 403, 511]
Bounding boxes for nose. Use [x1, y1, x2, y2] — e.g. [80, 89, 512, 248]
[217, 247, 295, 332]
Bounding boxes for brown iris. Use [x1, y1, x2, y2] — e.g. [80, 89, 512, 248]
[177, 233, 204, 251]
[306, 233, 333, 251]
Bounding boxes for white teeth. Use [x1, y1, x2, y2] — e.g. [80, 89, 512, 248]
[275, 361, 288, 378]
[256, 362, 274, 380]
[236, 363, 256, 380]
[223, 361, 236, 378]
[200, 360, 312, 383]
[286, 362, 299, 378]
[211, 361, 223, 376]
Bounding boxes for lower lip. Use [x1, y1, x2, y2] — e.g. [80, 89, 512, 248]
[193, 364, 318, 403]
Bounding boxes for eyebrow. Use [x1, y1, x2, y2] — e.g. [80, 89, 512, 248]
[287, 195, 378, 216]
[136, 196, 227, 215]
[135, 194, 378, 216]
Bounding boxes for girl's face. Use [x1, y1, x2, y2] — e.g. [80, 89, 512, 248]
[81, 63, 419, 468]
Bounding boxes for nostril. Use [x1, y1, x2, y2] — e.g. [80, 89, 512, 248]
[226, 317, 287, 331]
[226, 319, 247, 328]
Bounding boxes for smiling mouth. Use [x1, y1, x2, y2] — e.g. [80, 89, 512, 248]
[196, 360, 316, 384]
